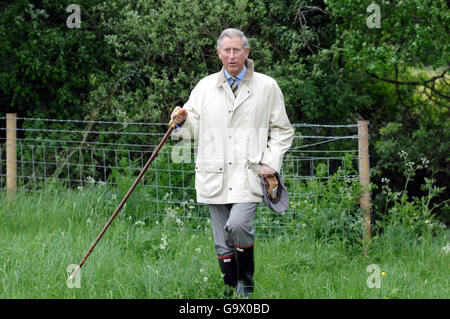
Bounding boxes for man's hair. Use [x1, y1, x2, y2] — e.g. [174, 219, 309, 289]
[216, 28, 250, 50]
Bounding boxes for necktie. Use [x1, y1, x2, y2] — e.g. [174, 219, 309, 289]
[230, 76, 238, 96]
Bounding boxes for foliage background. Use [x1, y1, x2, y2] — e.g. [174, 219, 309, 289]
[0, 0, 448, 224]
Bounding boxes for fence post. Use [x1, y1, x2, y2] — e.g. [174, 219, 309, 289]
[358, 120, 371, 256]
[6, 113, 17, 198]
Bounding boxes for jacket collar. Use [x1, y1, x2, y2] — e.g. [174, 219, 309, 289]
[216, 59, 254, 88]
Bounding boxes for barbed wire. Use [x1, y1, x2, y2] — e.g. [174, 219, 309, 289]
[0, 116, 166, 126]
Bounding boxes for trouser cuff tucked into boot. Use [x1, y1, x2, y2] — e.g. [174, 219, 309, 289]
[234, 244, 254, 298]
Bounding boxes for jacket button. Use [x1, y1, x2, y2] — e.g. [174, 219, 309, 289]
[228, 162, 232, 165]
[219, 168, 223, 171]
[229, 187, 232, 191]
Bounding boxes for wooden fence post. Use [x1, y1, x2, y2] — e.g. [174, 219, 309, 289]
[6, 113, 17, 198]
[358, 120, 371, 256]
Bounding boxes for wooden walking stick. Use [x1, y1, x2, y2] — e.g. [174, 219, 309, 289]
[69, 114, 181, 281]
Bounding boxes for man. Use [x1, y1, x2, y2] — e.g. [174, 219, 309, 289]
[170, 28, 293, 297]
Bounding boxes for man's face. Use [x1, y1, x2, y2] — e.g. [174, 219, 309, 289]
[217, 36, 250, 77]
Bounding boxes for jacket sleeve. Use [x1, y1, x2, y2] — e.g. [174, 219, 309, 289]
[260, 81, 294, 173]
[172, 84, 201, 140]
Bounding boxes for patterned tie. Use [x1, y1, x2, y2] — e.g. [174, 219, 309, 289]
[230, 76, 238, 96]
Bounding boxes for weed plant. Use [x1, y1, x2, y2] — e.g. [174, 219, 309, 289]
[0, 156, 448, 298]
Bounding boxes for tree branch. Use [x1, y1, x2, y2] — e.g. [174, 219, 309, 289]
[366, 66, 449, 86]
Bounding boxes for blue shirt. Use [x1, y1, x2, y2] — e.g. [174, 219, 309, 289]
[224, 66, 247, 89]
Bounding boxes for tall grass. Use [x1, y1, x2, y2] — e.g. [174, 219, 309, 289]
[0, 178, 448, 299]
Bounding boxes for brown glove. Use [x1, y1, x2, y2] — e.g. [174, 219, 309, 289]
[169, 107, 188, 127]
[264, 174, 279, 200]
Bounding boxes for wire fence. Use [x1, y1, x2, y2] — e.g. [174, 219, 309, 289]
[0, 115, 367, 238]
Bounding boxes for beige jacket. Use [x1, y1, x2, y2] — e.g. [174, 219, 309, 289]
[174, 59, 294, 204]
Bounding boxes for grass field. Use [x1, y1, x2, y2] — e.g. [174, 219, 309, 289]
[0, 183, 448, 299]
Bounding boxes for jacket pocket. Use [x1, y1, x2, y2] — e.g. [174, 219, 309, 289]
[195, 159, 225, 197]
[245, 156, 263, 196]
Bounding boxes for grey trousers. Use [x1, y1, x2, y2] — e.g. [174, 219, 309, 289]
[209, 203, 258, 257]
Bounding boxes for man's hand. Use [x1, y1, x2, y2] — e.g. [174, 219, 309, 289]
[259, 163, 276, 178]
[169, 106, 188, 127]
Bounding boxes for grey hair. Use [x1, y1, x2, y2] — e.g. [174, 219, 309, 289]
[216, 28, 250, 50]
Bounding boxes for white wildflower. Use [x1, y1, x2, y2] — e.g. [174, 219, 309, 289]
[442, 243, 450, 254]
[398, 150, 408, 159]
[134, 220, 145, 226]
[166, 207, 176, 218]
[175, 217, 184, 226]
[159, 234, 168, 250]
[406, 161, 415, 168]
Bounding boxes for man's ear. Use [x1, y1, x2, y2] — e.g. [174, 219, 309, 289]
[245, 47, 250, 59]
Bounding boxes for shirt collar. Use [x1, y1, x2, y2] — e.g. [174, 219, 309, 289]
[224, 65, 247, 81]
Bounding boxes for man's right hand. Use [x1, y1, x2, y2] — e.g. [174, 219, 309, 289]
[169, 106, 188, 127]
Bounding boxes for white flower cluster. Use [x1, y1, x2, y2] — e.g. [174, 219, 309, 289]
[398, 150, 408, 159]
[200, 268, 208, 282]
[443, 243, 450, 255]
[160, 234, 168, 250]
[86, 176, 105, 186]
[175, 217, 184, 227]
[421, 157, 430, 166]
[398, 149, 429, 171]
